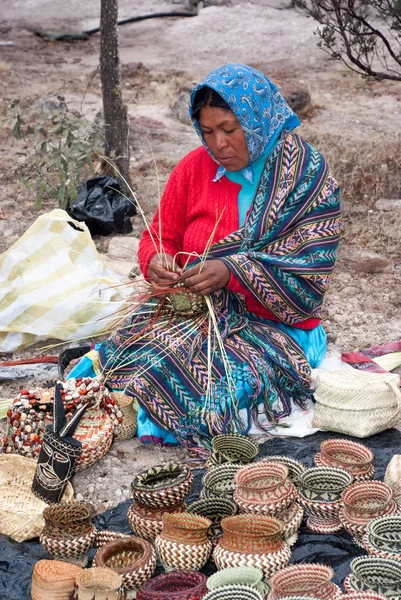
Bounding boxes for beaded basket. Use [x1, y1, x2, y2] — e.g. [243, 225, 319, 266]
[127, 501, 186, 541]
[2, 379, 121, 472]
[40, 502, 96, 565]
[136, 570, 207, 600]
[208, 434, 259, 467]
[94, 536, 156, 590]
[131, 463, 193, 508]
[235, 462, 296, 515]
[202, 584, 264, 600]
[315, 439, 374, 481]
[269, 563, 342, 600]
[201, 464, 241, 500]
[260, 456, 306, 484]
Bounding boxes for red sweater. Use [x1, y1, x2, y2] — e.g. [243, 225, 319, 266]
[138, 147, 319, 329]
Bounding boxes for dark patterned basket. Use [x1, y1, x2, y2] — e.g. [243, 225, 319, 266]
[366, 516, 401, 552]
[94, 536, 156, 590]
[201, 464, 241, 500]
[131, 463, 193, 509]
[347, 556, 401, 596]
[136, 570, 207, 600]
[208, 434, 259, 467]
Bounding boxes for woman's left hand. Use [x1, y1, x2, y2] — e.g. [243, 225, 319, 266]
[180, 259, 231, 295]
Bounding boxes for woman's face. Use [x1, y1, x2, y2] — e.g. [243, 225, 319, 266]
[199, 105, 249, 171]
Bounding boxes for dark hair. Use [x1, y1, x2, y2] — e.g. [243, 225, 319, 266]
[191, 86, 232, 121]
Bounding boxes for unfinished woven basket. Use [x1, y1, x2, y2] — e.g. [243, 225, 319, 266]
[94, 536, 156, 590]
[0, 455, 74, 543]
[31, 559, 83, 600]
[111, 393, 138, 441]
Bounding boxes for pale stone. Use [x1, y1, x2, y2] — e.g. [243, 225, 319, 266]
[375, 199, 401, 212]
[107, 236, 140, 260]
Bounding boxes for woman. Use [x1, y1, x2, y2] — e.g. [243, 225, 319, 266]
[71, 64, 340, 451]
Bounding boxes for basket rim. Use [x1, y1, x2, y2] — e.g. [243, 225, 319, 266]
[95, 536, 155, 575]
[132, 463, 191, 492]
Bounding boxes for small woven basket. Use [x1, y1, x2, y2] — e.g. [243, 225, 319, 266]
[201, 464, 241, 500]
[111, 393, 137, 441]
[316, 439, 374, 481]
[260, 455, 306, 484]
[348, 555, 401, 596]
[94, 536, 156, 590]
[75, 567, 123, 600]
[365, 515, 401, 552]
[269, 563, 340, 600]
[136, 570, 207, 600]
[208, 434, 259, 467]
[31, 559, 83, 600]
[0, 455, 74, 543]
[94, 529, 132, 549]
[202, 584, 264, 600]
[131, 463, 193, 508]
[235, 462, 296, 515]
[166, 285, 207, 317]
[207, 567, 265, 594]
[187, 497, 237, 545]
[40, 502, 96, 565]
[127, 501, 186, 541]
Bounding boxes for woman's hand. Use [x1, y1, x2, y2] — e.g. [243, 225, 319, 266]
[180, 259, 231, 295]
[148, 253, 181, 290]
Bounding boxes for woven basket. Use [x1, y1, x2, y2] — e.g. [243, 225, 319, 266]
[131, 463, 193, 508]
[348, 556, 401, 597]
[75, 567, 123, 600]
[95, 529, 132, 548]
[385, 456, 401, 501]
[94, 536, 156, 590]
[269, 563, 340, 600]
[202, 584, 264, 600]
[312, 369, 401, 437]
[208, 434, 259, 467]
[40, 502, 97, 564]
[112, 393, 137, 441]
[0, 455, 74, 542]
[365, 516, 401, 552]
[213, 543, 291, 582]
[343, 594, 388, 600]
[202, 464, 241, 500]
[318, 439, 374, 477]
[74, 405, 115, 472]
[127, 501, 186, 541]
[207, 567, 265, 594]
[362, 532, 401, 561]
[31, 559, 83, 600]
[166, 286, 207, 316]
[260, 456, 306, 484]
[235, 462, 296, 515]
[136, 570, 207, 600]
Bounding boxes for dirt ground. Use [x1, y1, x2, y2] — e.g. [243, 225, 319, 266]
[1, 0, 401, 512]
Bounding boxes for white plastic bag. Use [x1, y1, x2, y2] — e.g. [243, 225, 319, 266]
[0, 209, 131, 352]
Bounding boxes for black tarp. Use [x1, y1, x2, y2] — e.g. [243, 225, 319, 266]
[1, 429, 400, 600]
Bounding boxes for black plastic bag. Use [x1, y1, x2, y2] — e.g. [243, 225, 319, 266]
[67, 175, 137, 236]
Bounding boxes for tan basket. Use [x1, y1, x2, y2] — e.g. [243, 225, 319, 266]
[313, 369, 401, 437]
[112, 393, 138, 441]
[74, 406, 114, 472]
[31, 559, 83, 600]
[384, 455, 401, 500]
[0, 455, 74, 542]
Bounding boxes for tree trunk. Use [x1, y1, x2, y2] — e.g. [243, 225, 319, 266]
[100, 0, 132, 194]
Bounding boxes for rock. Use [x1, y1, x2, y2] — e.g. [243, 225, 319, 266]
[100, 255, 137, 278]
[107, 236, 140, 260]
[87, 484, 95, 495]
[375, 199, 401, 212]
[115, 488, 122, 498]
[353, 252, 394, 274]
[76, 493, 84, 502]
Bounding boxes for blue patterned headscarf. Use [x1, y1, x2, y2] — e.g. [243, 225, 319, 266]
[189, 63, 300, 181]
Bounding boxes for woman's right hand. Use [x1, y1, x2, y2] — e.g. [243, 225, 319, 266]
[148, 253, 182, 290]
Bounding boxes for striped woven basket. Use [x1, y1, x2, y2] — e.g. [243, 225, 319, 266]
[202, 584, 264, 600]
[94, 536, 156, 590]
[94, 529, 132, 549]
[136, 570, 208, 600]
[112, 393, 137, 441]
[131, 463, 193, 509]
[269, 563, 342, 600]
[127, 501, 186, 541]
[74, 406, 115, 472]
